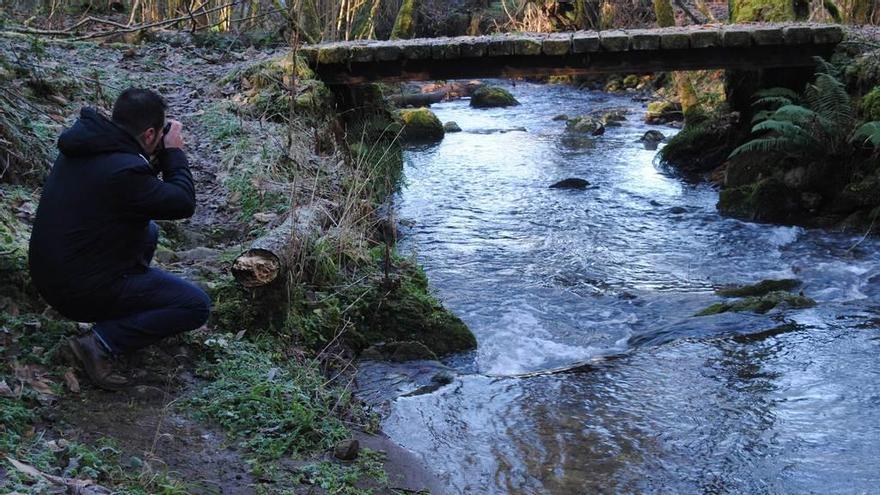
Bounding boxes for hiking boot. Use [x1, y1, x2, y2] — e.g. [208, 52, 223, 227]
[67, 334, 129, 391]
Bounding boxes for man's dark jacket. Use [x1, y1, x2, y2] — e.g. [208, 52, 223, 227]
[28, 108, 195, 311]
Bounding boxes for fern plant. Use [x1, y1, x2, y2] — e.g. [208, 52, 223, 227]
[730, 64, 878, 159]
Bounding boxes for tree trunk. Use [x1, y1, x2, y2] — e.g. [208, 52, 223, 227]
[653, 0, 701, 119]
[390, 0, 417, 39]
[231, 207, 325, 288]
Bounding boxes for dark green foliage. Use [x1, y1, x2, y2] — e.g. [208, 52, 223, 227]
[715, 278, 802, 297]
[861, 86, 880, 121]
[0, 397, 36, 454]
[732, 65, 879, 160]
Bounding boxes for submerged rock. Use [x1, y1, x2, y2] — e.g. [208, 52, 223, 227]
[695, 290, 816, 316]
[399, 108, 444, 142]
[443, 121, 462, 133]
[470, 86, 519, 108]
[552, 113, 569, 121]
[550, 178, 591, 190]
[715, 279, 802, 298]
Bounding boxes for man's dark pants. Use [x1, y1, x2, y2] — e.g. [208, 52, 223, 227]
[59, 222, 211, 354]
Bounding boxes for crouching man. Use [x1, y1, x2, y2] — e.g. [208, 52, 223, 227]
[28, 88, 211, 390]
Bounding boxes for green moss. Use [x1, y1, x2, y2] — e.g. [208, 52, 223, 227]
[347, 260, 477, 356]
[715, 279, 802, 297]
[211, 276, 291, 330]
[622, 74, 640, 89]
[861, 86, 880, 121]
[730, 0, 795, 21]
[695, 290, 816, 316]
[470, 86, 519, 108]
[399, 107, 444, 142]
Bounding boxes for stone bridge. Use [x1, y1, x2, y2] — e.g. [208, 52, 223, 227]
[301, 23, 844, 85]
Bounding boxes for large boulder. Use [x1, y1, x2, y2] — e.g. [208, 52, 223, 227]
[399, 108, 445, 142]
[470, 86, 519, 108]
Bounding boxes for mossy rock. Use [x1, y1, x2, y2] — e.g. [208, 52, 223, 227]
[717, 177, 803, 223]
[399, 108, 444, 142]
[360, 341, 438, 362]
[645, 100, 682, 124]
[861, 86, 880, 122]
[622, 74, 640, 89]
[696, 290, 815, 316]
[350, 265, 477, 356]
[715, 279, 801, 298]
[470, 86, 519, 108]
[830, 174, 880, 213]
[659, 112, 744, 175]
[222, 55, 314, 89]
[724, 155, 776, 187]
[565, 115, 605, 135]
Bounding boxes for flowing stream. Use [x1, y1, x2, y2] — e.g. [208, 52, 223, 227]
[367, 82, 880, 494]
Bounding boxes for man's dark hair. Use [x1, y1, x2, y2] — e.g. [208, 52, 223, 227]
[112, 88, 167, 137]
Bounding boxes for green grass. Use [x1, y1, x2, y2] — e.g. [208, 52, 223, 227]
[186, 337, 355, 462]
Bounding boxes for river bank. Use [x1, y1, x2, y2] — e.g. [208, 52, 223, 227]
[0, 31, 460, 493]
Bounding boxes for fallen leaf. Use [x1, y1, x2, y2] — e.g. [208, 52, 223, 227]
[64, 369, 80, 393]
[0, 379, 14, 397]
[14, 363, 57, 397]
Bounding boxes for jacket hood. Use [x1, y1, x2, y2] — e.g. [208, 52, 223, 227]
[57, 107, 148, 158]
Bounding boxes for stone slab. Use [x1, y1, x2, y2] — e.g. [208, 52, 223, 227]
[630, 30, 660, 50]
[722, 27, 752, 47]
[751, 26, 785, 45]
[660, 31, 690, 50]
[812, 25, 844, 44]
[514, 37, 544, 56]
[572, 31, 600, 52]
[783, 25, 813, 44]
[599, 30, 630, 51]
[542, 33, 572, 56]
[690, 29, 721, 48]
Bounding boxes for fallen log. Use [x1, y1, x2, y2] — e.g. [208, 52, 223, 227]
[232, 205, 326, 288]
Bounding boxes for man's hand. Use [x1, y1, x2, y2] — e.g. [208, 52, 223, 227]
[163, 120, 184, 150]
